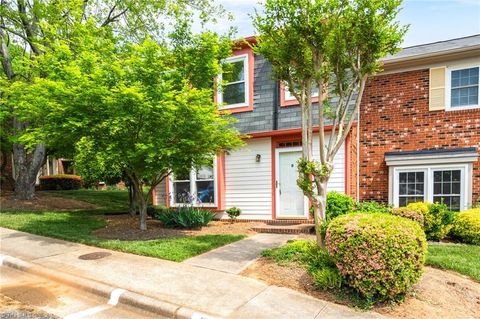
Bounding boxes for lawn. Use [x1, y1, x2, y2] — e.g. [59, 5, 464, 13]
[44, 189, 133, 211]
[0, 190, 245, 262]
[427, 243, 480, 281]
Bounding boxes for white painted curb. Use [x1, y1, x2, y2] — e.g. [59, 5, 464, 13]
[0, 254, 220, 319]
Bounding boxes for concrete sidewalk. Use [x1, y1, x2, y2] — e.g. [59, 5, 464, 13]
[183, 233, 295, 274]
[0, 228, 384, 319]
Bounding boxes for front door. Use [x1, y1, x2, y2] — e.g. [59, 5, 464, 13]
[276, 149, 307, 217]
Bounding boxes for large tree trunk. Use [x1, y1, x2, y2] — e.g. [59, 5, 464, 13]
[130, 175, 148, 230]
[12, 143, 46, 200]
[12, 116, 46, 200]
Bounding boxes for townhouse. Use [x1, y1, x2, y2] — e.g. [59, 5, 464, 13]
[154, 34, 480, 219]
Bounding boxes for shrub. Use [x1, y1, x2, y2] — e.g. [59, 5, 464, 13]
[155, 206, 216, 228]
[406, 202, 429, 214]
[39, 174, 82, 190]
[390, 207, 424, 226]
[226, 207, 241, 222]
[450, 208, 480, 245]
[326, 213, 427, 302]
[407, 202, 453, 240]
[262, 240, 342, 290]
[311, 267, 343, 290]
[355, 201, 390, 214]
[326, 192, 355, 219]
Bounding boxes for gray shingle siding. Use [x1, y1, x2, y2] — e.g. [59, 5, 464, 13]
[231, 54, 356, 134]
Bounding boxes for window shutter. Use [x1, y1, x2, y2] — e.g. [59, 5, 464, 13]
[429, 67, 446, 111]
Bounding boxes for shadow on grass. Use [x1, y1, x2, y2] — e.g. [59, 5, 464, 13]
[0, 210, 245, 262]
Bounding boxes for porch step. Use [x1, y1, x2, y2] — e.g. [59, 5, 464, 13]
[265, 219, 313, 226]
[252, 223, 314, 234]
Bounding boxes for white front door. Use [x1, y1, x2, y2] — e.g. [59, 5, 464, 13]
[276, 149, 308, 217]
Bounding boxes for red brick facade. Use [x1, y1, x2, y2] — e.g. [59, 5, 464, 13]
[359, 68, 480, 205]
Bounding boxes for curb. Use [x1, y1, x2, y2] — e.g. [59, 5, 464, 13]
[0, 254, 220, 319]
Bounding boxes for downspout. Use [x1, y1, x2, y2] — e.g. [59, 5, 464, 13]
[273, 80, 279, 130]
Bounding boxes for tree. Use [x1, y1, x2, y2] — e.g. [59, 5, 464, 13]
[0, 0, 228, 199]
[21, 31, 243, 230]
[254, 0, 406, 246]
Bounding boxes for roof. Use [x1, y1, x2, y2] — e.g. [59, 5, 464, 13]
[382, 34, 480, 67]
[241, 34, 480, 70]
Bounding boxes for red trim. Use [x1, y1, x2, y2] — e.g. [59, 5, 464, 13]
[271, 133, 304, 220]
[216, 47, 255, 114]
[234, 36, 257, 49]
[247, 123, 357, 139]
[216, 152, 226, 211]
[344, 133, 352, 195]
[152, 186, 157, 206]
[280, 82, 319, 107]
[269, 128, 356, 219]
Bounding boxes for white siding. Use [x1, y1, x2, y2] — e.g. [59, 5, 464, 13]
[155, 179, 167, 206]
[313, 134, 346, 193]
[223, 137, 272, 219]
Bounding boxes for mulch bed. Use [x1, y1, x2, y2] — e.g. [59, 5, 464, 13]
[93, 215, 266, 240]
[0, 191, 97, 211]
[241, 258, 480, 319]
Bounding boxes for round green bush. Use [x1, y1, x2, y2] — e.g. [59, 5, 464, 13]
[326, 213, 427, 301]
[390, 207, 424, 227]
[407, 202, 453, 240]
[451, 208, 480, 245]
[326, 192, 355, 219]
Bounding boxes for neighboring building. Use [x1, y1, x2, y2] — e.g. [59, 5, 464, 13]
[151, 34, 479, 219]
[360, 35, 480, 211]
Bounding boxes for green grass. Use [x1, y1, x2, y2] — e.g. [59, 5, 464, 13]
[0, 189, 245, 262]
[427, 243, 480, 281]
[44, 189, 131, 211]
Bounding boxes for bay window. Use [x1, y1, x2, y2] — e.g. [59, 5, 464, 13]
[386, 148, 477, 212]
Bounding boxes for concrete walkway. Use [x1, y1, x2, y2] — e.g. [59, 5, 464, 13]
[0, 228, 384, 319]
[184, 233, 295, 274]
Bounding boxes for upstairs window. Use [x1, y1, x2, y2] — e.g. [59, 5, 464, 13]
[217, 54, 249, 109]
[284, 84, 319, 101]
[281, 82, 319, 107]
[448, 66, 479, 110]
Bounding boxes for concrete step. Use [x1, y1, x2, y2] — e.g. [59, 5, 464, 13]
[252, 224, 314, 234]
[265, 219, 313, 226]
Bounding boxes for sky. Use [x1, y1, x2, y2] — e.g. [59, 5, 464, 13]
[211, 0, 480, 47]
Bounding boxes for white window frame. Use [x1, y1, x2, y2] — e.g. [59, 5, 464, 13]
[445, 64, 480, 111]
[217, 54, 249, 110]
[392, 164, 469, 210]
[169, 159, 217, 208]
[394, 168, 428, 207]
[284, 83, 319, 101]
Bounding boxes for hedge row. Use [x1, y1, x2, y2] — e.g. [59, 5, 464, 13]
[39, 174, 82, 190]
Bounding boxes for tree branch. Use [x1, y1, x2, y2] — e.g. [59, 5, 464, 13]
[330, 75, 367, 158]
[0, 27, 15, 80]
[17, 0, 40, 55]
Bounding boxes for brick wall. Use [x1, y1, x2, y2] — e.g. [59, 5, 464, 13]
[359, 68, 480, 204]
